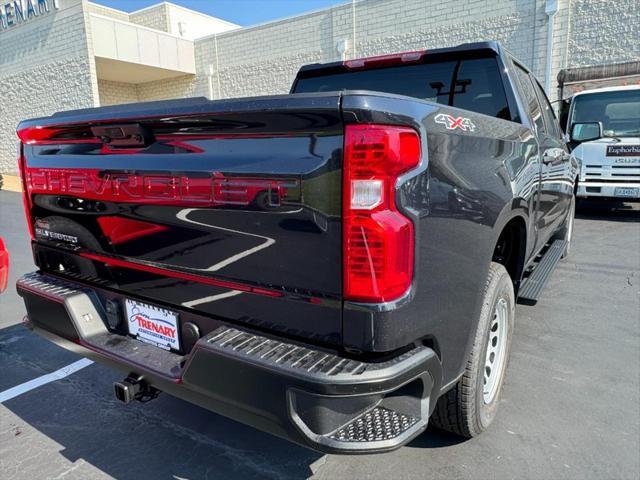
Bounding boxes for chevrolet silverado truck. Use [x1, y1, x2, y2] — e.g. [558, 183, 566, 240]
[15, 42, 577, 454]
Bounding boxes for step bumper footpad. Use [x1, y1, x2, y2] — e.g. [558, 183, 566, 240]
[331, 407, 419, 442]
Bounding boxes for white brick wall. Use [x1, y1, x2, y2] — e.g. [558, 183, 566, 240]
[1, 0, 638, 174]
[0, 0, 95, 174]
[194, 0, 547, 101]
[136, 75, 197, 102]
[164, 3, 238, 39]
[98, 79, 139, 105]
[86, 2, 129, 22]
[97, 76, 197, 106]
[568, 0, 639, 66]
[129, 4, 170, 32]
[193, 0, 639, 104]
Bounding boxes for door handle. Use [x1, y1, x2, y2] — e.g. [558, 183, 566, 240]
[542, 148, 567, 165]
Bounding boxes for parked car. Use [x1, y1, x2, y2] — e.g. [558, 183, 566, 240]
[15, 41, 577, 454]
[0, 237, 8, 293]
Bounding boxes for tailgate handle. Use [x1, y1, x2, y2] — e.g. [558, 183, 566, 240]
[91, 124, 154, 148]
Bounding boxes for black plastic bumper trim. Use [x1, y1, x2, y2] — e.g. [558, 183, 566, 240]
[17, 272, 442, 454]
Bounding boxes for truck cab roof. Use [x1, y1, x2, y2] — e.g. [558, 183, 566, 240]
[294, 41, 517, 80]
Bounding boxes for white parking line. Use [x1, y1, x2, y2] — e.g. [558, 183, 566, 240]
[182, 289, 242, 308]
[0, 358, 93, 403]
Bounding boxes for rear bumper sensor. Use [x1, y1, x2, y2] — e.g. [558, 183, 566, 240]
[17, 272, 442, 454]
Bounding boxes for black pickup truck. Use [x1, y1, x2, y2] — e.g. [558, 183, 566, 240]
[16, 42, 577, 454]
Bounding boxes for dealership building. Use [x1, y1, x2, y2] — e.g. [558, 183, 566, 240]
[0, 0, 638, 174]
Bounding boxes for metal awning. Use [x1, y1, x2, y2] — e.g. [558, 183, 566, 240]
[558, 61, 640, 86]
[90, 14, 195, 84]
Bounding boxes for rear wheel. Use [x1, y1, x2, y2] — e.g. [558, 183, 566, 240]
[431, 262, 514, 437]
[252, 190, 278, 211]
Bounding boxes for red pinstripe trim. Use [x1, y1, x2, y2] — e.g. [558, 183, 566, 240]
[79, 252, 283, 298]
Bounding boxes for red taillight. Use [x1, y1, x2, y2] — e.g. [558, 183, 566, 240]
[343, 124, 421, 303]
[17, 126, 61, 144]
[16, 126, 100, 145]
[17, 142, 35, 240]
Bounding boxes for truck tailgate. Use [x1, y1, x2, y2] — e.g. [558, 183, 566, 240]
[18, 94, 344, 347]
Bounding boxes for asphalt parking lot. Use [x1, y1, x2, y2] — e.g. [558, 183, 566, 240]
[0, 189, 639, 480]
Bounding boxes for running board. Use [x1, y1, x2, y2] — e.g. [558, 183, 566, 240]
[517, 239, 566, 305]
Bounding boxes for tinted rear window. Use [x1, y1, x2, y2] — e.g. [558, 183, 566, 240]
[294, 57, 511, 120]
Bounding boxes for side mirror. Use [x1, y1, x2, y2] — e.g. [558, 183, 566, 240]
[570, 122, 602, 142]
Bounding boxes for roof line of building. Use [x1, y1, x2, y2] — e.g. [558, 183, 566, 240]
[88, 0, 371, 41]
[86, 1, 129, 16]
[129, 1, 239, 27]
[87, 1, 240, 28]
[89, 12, 194, 41]
[196, 0, 361, 43]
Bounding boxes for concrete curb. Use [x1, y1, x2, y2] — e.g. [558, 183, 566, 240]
[1, 175, 22, 193]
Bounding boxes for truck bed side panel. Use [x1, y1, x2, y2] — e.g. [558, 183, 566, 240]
[341, 93, 537, 383]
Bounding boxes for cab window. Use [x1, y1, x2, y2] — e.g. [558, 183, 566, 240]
[531, 77, 562, 139]
[513, 63, 545, 134]
[294, 56, 512, 120]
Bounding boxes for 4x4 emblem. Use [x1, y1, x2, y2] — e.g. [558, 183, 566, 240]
[435, 113, 476, 132]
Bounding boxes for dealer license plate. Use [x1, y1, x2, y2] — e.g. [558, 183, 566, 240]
[614, 187, 639, 198]
[125, 299, 180, 351]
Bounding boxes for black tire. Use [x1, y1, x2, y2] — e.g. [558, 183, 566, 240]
[252, 190, 277, 211]
[556, 195, 575, 259]
[430, 262, 515, 437]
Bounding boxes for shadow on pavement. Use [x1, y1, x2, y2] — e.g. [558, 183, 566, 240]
[1, 319, 473, 479]
[407, 426, 467, 449]
[576, 199, 640, 222]
[1, 324, 321, 480]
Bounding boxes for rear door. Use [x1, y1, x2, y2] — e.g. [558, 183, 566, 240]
[19, 95, 345, 347]
[512, 63, 567, 249]
[528, 74, 571, 242]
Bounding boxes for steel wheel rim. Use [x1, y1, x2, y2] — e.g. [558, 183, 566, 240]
[483, 297, 509, 404]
